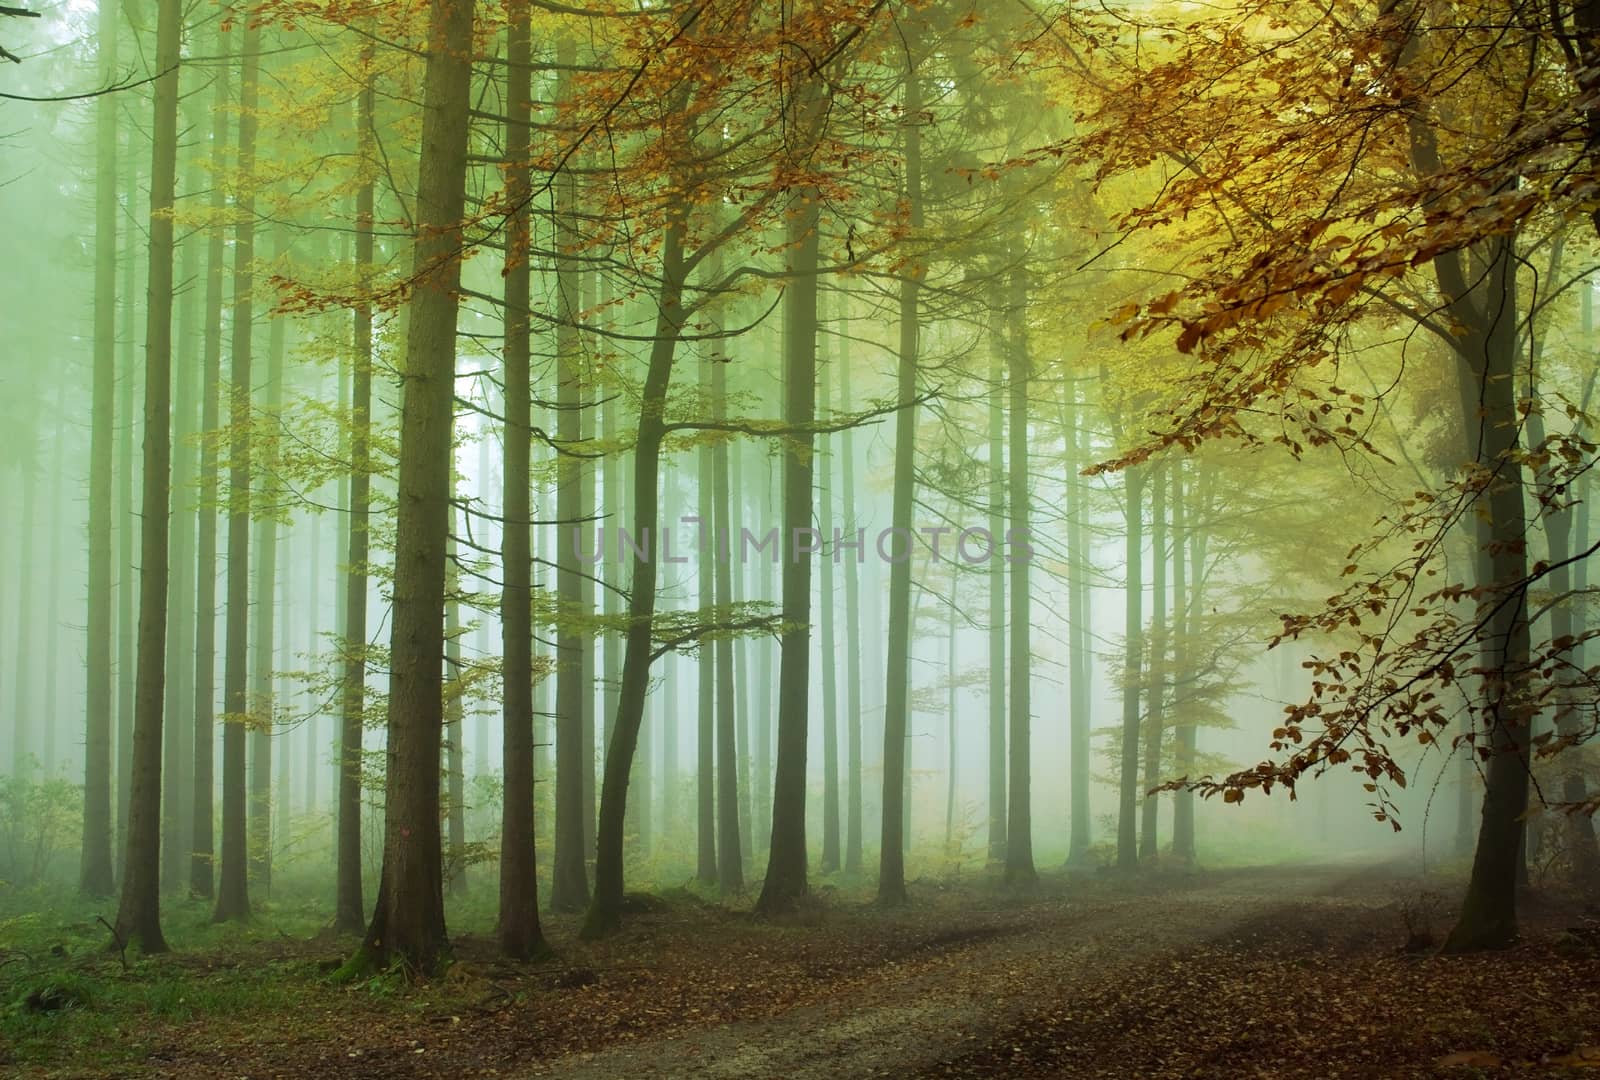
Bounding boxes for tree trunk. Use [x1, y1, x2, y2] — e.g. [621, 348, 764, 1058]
[1117, 465, 1145, 870]
[839, 318, 864, 875]
[1442, 237, 1532, 952]
[581, 219, 687, 938]
[878, 57, 922, 906]
[1171, 462, 1198, 863]
[445, 515, 467, 896]
[1063, 380, 1093, 869]
[80, 0, 120, 897]
[496, 0, 548, 959]
[335, 44, 375, 933]
[697, 360, 718, 886]
[986, 294, 1007, 863]
[755, 162, 821, 916]
[352, 0, 474, 977]
[117, 204, 139, 870]
[818, 329, 841, 876]
[213, 16, 260, 926]
[190, 20, 230, 901]
[713, 353, 744, 895]
[248, 226, 286, 896]
[112, 0, 181, 954]
[1140, 461, 1167, 860]
[1004, 262, 1036, 884]
[549, 35, 592, 914]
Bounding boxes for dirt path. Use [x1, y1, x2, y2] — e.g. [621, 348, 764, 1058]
[518, 862, 1407, 1079]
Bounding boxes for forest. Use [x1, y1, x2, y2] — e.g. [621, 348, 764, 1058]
[3, 0, 1600, 1075]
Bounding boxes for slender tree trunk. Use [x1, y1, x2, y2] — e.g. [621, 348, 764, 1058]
[162, 206, 200, 889]
[335, 41, 375, 935]
[117, 207, 139, 867]
[248, 228, 286, 895]
[80, 0, 121, 895]
[496, 0, 548, 958]
[755, 155, 821, 915]
[1004, 262, 1036, 884]
[213, 17, 260, 925]
[1063, 380, 1093, 868]
[818, 331, 841, 875]
[1171, 462, 1198, 863]
[445, 516, 467, 896]
[840, 319, 864, 875]
[581, 218, 687, 938]
[112, 0, 182, 953]
[944, 589, 957, 850]
[12, 466, 34, 775]
[1117, 466, 1145, 870]
[697, 398, 718, 884]
[713, 356, 743, 895]
[1140, 461, 1168, 859]
[190, 22, 229, 900]
[352, 0, 474, 977]
[986, 297, 1007, 863]
[878, 59, 922, 905]
[550, 36, 592, 915]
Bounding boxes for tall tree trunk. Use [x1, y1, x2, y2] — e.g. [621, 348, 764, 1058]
[213, 16, 260, 925]
[818, 329, 841, 876]
[1004, 262, 1036, 884]
[1117, 465, 1145, 870]
[713, 354, 743, 895]
[445, 516, 467, 896]
[1443, 237, 1531, 951]
[1063, 380, 1093, 869]
[12, 466, 34, 774]
[878, 56, 922, 906]
[840, 317, 864, 875]
[335, 43, 375, 933]
[353, 0, 474, 977]
[755, 155, 821, 916]
[581, 218, 687, 938]
[249, 227, 286, 895]
[80, 0, 121, 896]
[697, 392, 718, 884]
[190, 21, 229, 901]
[162, 200, 200, 889]
[1171, 462, 1198, 863]
[1140, 461, 1167, 859]
[117, 204, 139, 867]
[550, 35, 592, 914]
[112, 0, 181, 953]
[496, 0, 548, 959]
[986, 297, 1007, 863]
[944, 588, 957, 850]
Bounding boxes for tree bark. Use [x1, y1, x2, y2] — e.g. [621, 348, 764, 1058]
[1140, 461, 1168, 860]
[212, 16, 260, 926]
[878, 56, 922, 906]
[581, 218, 687, 938]
[112, 0, 181, 954]
[1004, 261, 1036, 884]
[713, 353, 744, 896]
[755, 162, 821, 916]
[80, 0, 120, 897]
[190, 21, 229, 901]
[351, 0, 474, 977]
[496, 0, 548, 959]
[1117, 465, 1145, 871]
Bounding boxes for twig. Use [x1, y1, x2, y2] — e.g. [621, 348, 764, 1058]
[97, 916, 128, 972]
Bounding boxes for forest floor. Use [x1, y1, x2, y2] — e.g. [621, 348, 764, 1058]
[4, 858, 1600, 1078]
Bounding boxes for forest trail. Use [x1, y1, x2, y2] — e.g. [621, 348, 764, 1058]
[518, 861, 1406, 1079]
